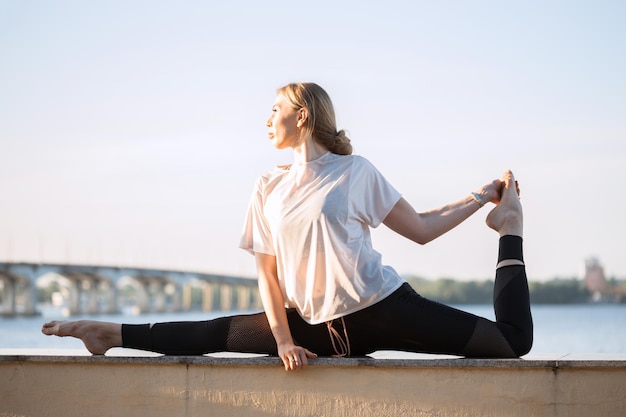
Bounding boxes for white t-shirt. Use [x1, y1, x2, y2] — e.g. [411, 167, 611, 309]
[239, 152, 405, 325]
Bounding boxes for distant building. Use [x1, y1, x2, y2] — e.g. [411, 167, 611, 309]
[584, 257, 607, 301]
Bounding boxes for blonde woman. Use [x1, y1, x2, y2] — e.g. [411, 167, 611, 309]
[43, 82, 532, 371]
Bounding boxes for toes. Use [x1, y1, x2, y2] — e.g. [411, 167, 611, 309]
[503, 170, 515, 188]
[41, 322, 58, 335]
[501, 172, 522, 201]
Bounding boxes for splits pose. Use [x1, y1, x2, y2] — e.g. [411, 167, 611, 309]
[43, 82, 533, 371]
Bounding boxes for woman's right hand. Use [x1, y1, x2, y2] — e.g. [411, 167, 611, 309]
[477, 176, 520, 206]
[474, 179, 504, 205]
[278, 342, 317, 371]
[254, 252, 318, 372]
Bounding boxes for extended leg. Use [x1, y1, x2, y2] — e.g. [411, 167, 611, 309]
[42, 312, 279, 355]
[42, 310, 333, 356]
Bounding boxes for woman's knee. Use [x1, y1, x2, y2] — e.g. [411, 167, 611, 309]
[511, 330, 533, 357]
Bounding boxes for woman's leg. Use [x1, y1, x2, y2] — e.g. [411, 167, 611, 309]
[457, 168, 533, 356]
[457, 234, 533, 357]
[42, 312, 280, 355]
[42, 309, 336, 356]
[480, 170, 533, 356]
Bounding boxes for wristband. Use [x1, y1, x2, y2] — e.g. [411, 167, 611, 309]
[471, 192, 485, 208]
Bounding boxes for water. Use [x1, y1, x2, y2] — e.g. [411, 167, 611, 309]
[1, 304, 625, 355]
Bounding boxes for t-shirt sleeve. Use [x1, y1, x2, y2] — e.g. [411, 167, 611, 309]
[351, 157, 402, 227]
[239, 178, 276, 256]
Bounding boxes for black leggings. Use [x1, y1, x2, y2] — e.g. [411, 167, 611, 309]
[122, 235, 533, 358]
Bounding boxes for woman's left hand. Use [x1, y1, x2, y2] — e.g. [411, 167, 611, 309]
[278, 342, 318, 371]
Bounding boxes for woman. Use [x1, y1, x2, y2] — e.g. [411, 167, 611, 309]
[43, 82, 532, 371]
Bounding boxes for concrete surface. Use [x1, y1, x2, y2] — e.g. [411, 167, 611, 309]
[1, 350, 625, 417]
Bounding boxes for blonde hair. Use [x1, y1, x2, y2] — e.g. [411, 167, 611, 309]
[276, 82, 352, 155]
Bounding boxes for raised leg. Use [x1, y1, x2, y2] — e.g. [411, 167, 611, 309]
[467, 170, 533, 356]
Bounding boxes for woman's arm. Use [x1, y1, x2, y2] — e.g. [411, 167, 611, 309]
[255, 252, 317, 371]
[383, 179, 502, 245]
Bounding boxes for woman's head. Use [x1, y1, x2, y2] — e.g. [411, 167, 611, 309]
[276, 83, 352, 155]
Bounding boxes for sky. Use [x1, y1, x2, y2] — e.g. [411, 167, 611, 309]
[1, 1, 625, 282]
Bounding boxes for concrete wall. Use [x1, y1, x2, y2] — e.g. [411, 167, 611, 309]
[1, 353, 625, 417]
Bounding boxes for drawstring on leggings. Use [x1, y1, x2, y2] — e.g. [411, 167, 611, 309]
[326, 317, 351, 357]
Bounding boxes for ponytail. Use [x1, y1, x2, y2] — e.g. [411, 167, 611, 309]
[277, 83, 353, 155]
[322, 129, 352, 155]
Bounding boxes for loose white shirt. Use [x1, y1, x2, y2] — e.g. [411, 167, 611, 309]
[239, 152, 405, 324]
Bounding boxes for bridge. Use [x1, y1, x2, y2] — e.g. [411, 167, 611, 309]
[0, 262, 261, 316]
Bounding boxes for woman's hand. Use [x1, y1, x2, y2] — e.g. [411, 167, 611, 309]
[278, 342, 318, 371]
[475, 177, 520, 206]
[254, 252, 318, 372]
[474, 179, 504, 205]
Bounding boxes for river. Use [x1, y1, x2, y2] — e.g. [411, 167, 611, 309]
[1, 304, 625, 355]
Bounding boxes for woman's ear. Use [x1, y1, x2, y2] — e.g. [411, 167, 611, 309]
[296, 108, 308, 128]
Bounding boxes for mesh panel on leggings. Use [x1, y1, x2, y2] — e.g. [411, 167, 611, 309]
[122, 312, 278, 355]
[224, 313, 278, 355]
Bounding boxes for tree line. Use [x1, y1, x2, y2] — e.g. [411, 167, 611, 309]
[404, 276, 625, 304]
[29, 274, 624, 307]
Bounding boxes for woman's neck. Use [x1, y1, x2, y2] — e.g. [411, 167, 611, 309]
[292, 136, 329, 165]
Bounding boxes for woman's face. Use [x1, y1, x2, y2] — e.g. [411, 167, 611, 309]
[266, 95, 302, 149]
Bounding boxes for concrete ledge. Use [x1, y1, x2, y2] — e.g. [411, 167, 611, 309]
[1, 351, 625, 417]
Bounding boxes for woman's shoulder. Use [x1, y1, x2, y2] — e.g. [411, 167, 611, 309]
[253, 165, 290, 189]
[318, 153, 382, 179]
[343, 154, 379, 172]
[325, 152, 373, 166]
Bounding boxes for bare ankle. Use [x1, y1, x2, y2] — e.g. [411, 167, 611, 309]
[487, 208, 523, 236]
[497, 211, 523, 237]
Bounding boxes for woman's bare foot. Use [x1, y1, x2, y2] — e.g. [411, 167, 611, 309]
[41, 320, 122, 355]
[486, 170, 523, 238]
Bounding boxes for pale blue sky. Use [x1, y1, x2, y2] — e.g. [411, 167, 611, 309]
[1, 1, 625, 281]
